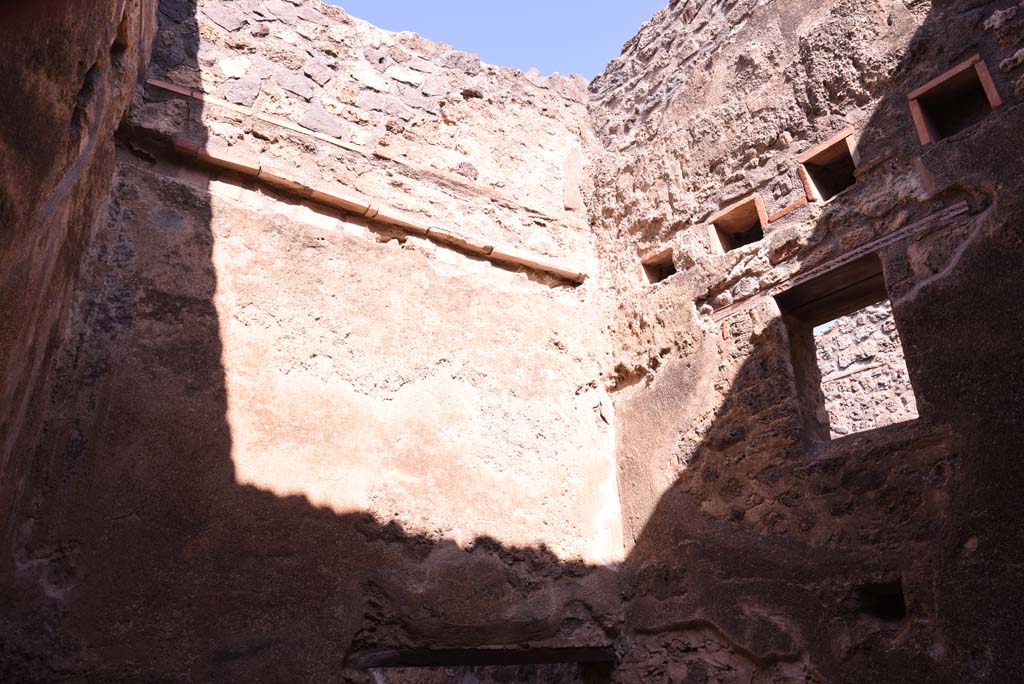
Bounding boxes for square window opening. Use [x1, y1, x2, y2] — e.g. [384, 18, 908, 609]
[642, 248, 677, 285]
[708, 195, 767, 254]
[909, 56, 1002, 145]
[799, 129, 858, 202]
[776, 253, 919, 441]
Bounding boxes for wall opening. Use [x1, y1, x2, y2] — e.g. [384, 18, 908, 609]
[798, 128, 858, 202]
[111, 12, 130, 61]
[908, 55, 1002, 145]
[641, 248, 676, 284]
[776, 253, 919, 441]
[708, 195, 767, 254]
[855, 579, 907, 622]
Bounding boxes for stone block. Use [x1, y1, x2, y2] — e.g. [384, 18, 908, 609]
[224, 77, 263, 107]
[350, 62, 393, 93]
[303, 59, 335, 87]
[159, 0, 192, 23]
[201, 5, 247, 32]
[219, 56, 251, 79]
[385, 64, 425, 87]
[297, 5, 330, 26]
[421, 75, 448, 97]
[299, 104, 350, 139]
[356, 90, 416, 120]
[277, 71, 315, 101]
[261, 0, 298, 24]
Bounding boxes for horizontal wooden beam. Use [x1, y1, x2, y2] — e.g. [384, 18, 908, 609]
[349, 646, 616, 669]
[797, 127, 855, 164]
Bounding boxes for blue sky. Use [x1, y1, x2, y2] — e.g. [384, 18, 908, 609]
[325, 1, 667, 80]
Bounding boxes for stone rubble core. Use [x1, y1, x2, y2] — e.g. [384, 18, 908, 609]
[2, 0, 1024, 683]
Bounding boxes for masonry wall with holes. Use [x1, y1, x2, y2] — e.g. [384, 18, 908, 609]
[591, 1, 1024, 682]
[4, 0, 1024, 681]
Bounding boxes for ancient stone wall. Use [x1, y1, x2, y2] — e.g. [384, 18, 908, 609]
[588, 0, 1024, 682]
[131, 0, 621, 562]
[143, 0, 596, 260]
[814, 301, 919, 438]
[2, 0, 1024, 682]
[2, 1, 622, 680]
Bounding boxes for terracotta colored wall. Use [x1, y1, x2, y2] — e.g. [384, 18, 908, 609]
[3, 1, 622, 680]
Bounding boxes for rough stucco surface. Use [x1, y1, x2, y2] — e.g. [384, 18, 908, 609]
[3, 1, 622, 681]
[14, 155, 621, 681]
[814, 301, 919, 438]
[2, 0, 1024, 682]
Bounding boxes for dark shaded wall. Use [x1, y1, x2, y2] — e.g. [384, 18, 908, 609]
[0, 0, 157, 672]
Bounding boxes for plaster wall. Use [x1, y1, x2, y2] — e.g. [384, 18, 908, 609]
[2, 0, 624, 679]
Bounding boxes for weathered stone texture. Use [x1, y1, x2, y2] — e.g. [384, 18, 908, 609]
[17, 154, 622, 678]
[588, 0, 1024, 682]
[3, 1, 621, 680]
[2, 0, 1024, 682]
[145, 0, 595, 259]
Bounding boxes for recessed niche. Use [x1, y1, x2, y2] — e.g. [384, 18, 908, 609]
[707, 195, 767, 255]
[855, 579, 907, 622]
[776, 253, 919, 441]
[798, 128, 858, 202]
[641, 248, 676, 285]
[908, 55, 1002, 146]
[111, 12, 130, 60]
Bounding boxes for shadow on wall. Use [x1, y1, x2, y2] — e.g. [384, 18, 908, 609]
[6, 2, 619, 681]
[4, 1, 1024, 683]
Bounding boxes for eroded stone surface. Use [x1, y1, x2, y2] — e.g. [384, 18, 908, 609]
[588, 1, 1024, 682]
[2, 0, 1024, 682]
[143, 0, 596, 257]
